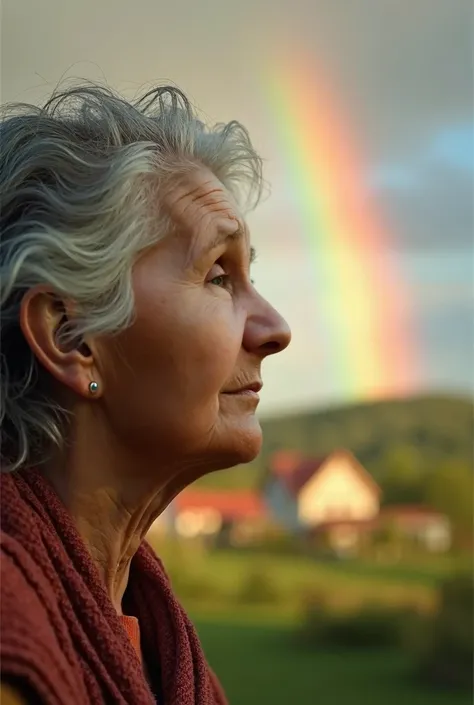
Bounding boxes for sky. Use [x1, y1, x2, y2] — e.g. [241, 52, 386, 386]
[1, 0, 473, 417]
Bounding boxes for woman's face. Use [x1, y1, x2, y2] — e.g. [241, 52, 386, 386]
[98, 167, 291, 479]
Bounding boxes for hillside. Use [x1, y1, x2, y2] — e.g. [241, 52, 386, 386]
[196, 394, 474, 490]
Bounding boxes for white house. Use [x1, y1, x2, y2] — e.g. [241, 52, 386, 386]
[263, 449, 381, 533]
[262, 449, 451, 554]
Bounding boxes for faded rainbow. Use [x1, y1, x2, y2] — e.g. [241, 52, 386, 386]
[263, 52, 417, 402]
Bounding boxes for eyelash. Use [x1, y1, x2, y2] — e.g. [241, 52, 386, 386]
[209, 274, 230, 288]
[209, 274, 255, 289]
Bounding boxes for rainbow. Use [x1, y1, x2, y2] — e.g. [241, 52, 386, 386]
[262, 50, 417, 402]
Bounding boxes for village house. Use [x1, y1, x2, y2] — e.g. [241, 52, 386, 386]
[152, 449, 452, 555]
[153, 488, 269, 546]
[263, 448, 381, 531]
[262, 449, 451, 555]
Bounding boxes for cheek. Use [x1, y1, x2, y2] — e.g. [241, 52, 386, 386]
[115, 289, 244, 402]
[169, 305, 243, 396]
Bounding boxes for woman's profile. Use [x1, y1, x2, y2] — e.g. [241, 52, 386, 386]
[0, 82, 291, 704]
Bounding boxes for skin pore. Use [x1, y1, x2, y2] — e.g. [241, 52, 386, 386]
[19, 166, 291, 614]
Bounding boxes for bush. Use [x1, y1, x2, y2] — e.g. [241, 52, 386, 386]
[259, 533, 304, 556]
[168, 569, 223, 604]
[407, 573, 473, 691]
[299, 602, 409, 650]
[235, 567, 281, 605]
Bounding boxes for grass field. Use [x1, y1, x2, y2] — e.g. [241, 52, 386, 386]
[153, 540, 449, 616]
[195, 618, 472, 705]
[154, 539, 469, 591]
[151, 540, 472, 703]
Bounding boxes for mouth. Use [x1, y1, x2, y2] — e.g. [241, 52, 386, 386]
[221, 381, 263, 397]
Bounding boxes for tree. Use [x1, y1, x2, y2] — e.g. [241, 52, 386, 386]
[381, 445, 427, 505]
[424, 460, 473, 549]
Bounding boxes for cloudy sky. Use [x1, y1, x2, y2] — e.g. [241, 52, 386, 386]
[2, 0, 472, 416]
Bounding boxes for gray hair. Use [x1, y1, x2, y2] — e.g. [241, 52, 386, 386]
[0, 81, 264, 472]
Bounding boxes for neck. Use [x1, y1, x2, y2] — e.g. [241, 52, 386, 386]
[45, 466, 166, 614]
[70, 484, 162, 614]
[42, 407, 191, 614]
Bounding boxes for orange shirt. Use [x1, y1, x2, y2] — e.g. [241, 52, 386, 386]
[120, 615, 142, 662]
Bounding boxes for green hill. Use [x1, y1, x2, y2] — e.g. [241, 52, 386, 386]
[196, 394, 473, 490]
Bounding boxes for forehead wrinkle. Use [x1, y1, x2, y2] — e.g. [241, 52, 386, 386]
[184, 188, 242, 244]
[176, 186, 236, 229]
[182, 216, 245, 270]
[190, 187, 225, 204]
[172, 181, 206, 206]
[189, 191, 237, 227]
[163, 173, 248, 266]
[173, 179, 226, 209]
[164, 180, 216, 224]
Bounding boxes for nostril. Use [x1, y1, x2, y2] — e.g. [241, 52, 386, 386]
[261, 340, 283, 354]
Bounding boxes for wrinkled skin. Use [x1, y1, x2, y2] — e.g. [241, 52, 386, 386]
[21, 166, 291, 611]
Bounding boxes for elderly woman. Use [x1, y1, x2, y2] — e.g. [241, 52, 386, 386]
[0, 83, 290, 705]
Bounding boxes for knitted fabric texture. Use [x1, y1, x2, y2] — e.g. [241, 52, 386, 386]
[0, 469, 227, 705]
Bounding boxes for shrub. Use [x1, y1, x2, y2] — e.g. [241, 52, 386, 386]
[235, 567, 281, 605]
[167, 568, 223, 604]
[260, 533, 304, 556]
[407, 573, 473, 691]
[299, 603, 409, 650]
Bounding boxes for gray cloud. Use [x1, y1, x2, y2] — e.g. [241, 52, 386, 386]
[379, 164, 473, 253]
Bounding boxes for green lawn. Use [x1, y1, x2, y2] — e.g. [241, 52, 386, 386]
[153, 541, 472, 703]
[154, 541, 441, 615]
[195, 619, 471, 705]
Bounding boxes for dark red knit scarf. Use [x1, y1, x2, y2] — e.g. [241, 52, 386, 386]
[0, 469, 228, 705]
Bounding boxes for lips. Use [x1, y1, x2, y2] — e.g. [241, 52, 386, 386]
[222, 381, 263, 395]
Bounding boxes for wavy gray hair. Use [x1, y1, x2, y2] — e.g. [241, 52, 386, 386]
[0, 82, 264, 472]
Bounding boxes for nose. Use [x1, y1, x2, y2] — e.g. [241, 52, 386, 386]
[243, 293, 291, 358]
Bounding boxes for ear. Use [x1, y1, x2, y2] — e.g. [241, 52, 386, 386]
[19, 287, 102, 399]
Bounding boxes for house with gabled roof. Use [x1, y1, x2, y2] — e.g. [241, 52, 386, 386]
[262, 448, 382, 534]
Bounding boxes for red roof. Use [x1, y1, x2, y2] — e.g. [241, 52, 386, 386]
[283, 457, 327, 494]
[174, 489, 266, 521]
[271, 450, 304, 475]
[269, 450, 325, 494]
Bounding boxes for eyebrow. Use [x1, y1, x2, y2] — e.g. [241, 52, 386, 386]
[200, 225, 257, 264]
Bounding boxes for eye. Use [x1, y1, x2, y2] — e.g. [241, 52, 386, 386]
[209, 274, 230, 288]
[206, 261, 254, 290]
[206, 263, 231, 290]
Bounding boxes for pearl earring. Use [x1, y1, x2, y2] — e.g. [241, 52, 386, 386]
[88, 381, 99, 394]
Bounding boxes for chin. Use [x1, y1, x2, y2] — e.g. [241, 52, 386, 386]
[219, 415, 263, 468]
